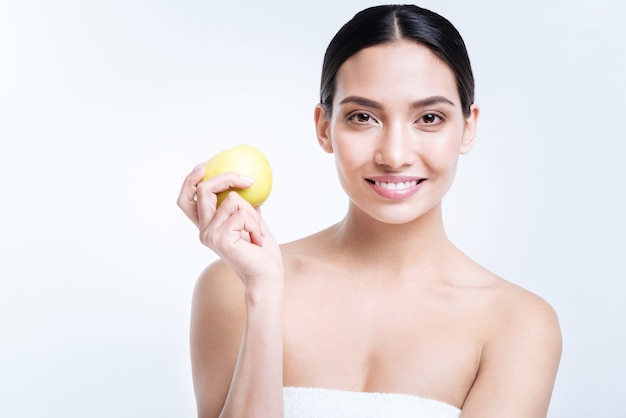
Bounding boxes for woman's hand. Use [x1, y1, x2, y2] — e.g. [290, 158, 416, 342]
[177, 165, 283, 286]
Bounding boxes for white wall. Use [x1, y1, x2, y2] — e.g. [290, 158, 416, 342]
[1, 0, 624, 416]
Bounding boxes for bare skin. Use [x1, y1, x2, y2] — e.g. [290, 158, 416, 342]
[179, 41, 562, 418]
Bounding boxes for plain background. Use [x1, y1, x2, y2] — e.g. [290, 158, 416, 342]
[1, 0, 624, 416]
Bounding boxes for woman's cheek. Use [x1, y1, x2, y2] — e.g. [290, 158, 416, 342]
[421, 141, 464, 179]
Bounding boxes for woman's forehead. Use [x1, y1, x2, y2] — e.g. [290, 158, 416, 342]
[334, 41, 460, 105]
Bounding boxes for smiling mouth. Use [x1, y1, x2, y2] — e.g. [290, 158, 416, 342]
[366, 179, 426, 190]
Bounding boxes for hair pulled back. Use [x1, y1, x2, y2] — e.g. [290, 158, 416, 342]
[320, 4, 475, 117]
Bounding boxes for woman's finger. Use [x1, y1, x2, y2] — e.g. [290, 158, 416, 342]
[196, 173, 255, 228]
[176, 163, 206, 226]
[249, 207, 267, 246]
[203, 192, 263, 248]
[178, 165, 255, 227]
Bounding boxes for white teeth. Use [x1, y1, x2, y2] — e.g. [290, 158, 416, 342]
[374, 180, 418, 190]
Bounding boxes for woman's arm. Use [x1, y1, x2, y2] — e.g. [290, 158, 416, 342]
[178, 166, 285, 418]
[460, 292, 562, 418]
[190, 261, 284, 418]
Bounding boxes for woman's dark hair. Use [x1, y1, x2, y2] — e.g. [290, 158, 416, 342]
[320, 4, 475, 117]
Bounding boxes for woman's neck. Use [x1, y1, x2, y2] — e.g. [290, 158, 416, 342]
[327, 201, 455, 276]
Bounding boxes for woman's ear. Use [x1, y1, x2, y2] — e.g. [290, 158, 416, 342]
[314, 104, 333, 153]
[460, 104, 480, 155]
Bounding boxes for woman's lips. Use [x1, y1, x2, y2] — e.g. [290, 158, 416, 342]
[366, 176, 426, 199]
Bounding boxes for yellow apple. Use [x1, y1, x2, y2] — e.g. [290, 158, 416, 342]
[202, 144, 272, 207]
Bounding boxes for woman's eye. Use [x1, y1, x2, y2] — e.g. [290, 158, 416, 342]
[350, 113, 373, 123]
[419, 113, 442, 124]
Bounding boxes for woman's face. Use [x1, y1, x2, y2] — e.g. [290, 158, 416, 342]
[315, 40, 479, 225]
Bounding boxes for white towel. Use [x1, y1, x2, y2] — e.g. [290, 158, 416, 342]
[283, 386, 461, 418]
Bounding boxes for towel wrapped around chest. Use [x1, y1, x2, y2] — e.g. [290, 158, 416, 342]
[283, 387, 461, 418]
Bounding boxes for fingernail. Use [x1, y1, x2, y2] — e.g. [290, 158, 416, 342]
[193, 162, 205, 172]
[239, 175, 255, 184]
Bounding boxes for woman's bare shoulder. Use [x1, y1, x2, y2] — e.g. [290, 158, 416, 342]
[280, 225, 336, 253]
[459, 262, 562, 415]
[278, 226, 338, 269]
[456, 254, 559, 324]
[191, 260, 246, 357]
[477, 267, 560, 331]
[493, 276, 561, 352]
[452, 254, 562, 360]
[193, 259, 245, 312]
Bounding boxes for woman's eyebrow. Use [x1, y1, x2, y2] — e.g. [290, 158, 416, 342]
[338, 95, 382, 108]
[338, 95, 455, 108]
[411, 96, 456, 108]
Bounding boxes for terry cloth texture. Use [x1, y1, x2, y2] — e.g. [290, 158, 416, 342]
[283, 386, 461, 418]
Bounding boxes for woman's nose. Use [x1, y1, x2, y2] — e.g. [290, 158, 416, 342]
[374, 124, 416, 168]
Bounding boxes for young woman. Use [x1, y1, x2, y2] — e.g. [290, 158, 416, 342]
[177, 4, 562, 418]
